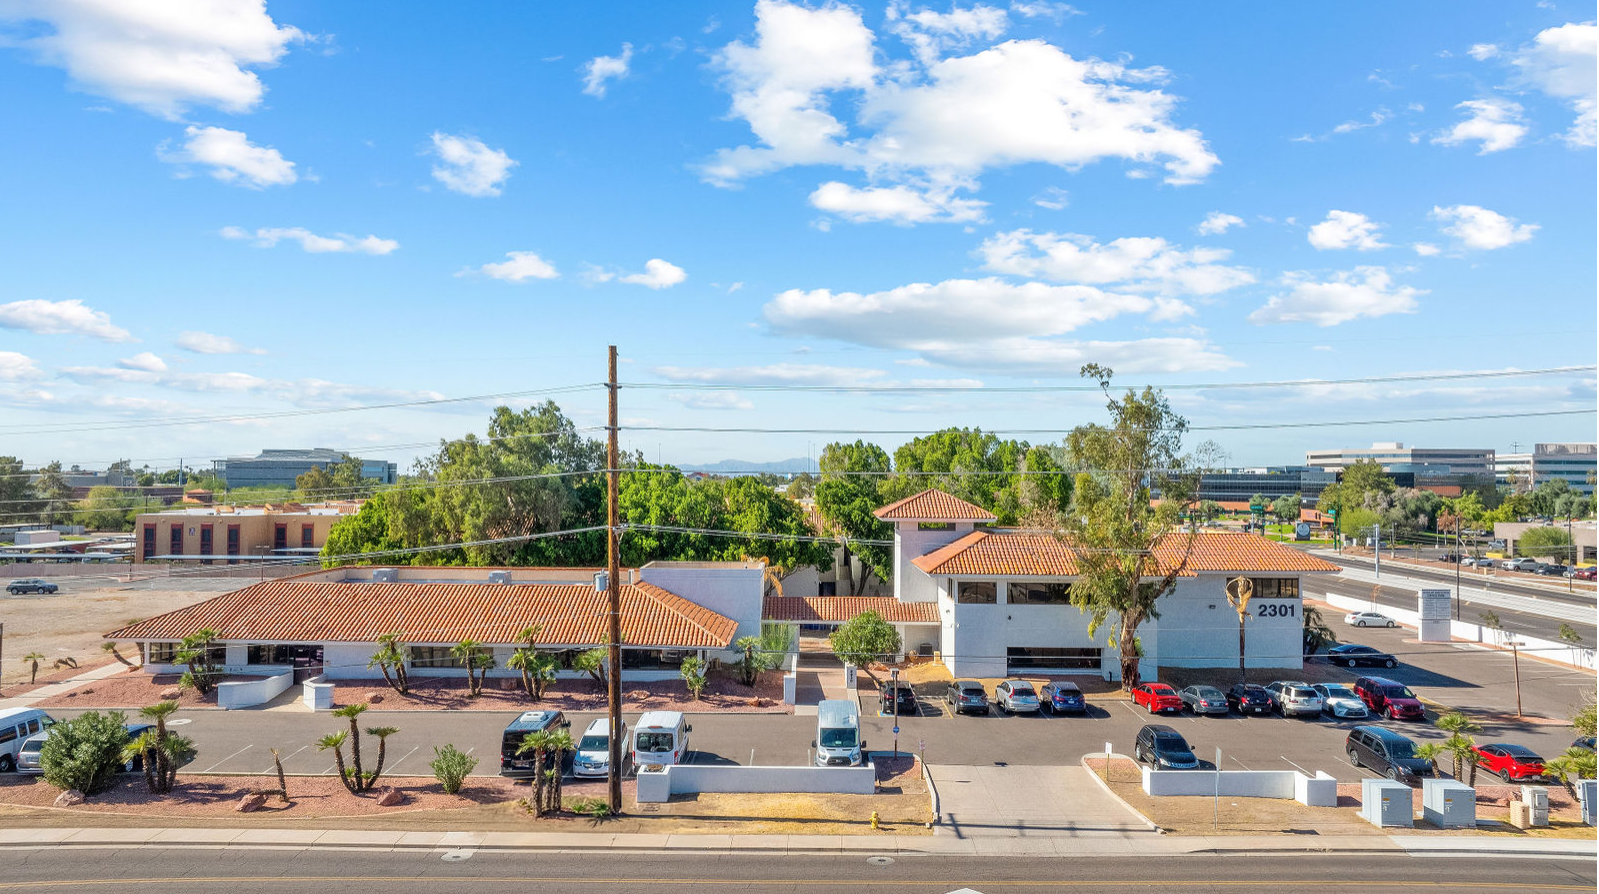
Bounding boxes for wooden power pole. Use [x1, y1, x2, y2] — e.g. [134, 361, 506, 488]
[606, 345, 624, 813]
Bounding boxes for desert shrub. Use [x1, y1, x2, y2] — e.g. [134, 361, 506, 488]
[40, 711, 131, 796]
[429, 744, 478, 794]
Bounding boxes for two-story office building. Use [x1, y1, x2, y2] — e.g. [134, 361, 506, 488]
[873, 490, 1341, 681]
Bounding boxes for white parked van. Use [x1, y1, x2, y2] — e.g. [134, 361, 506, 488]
[0, 707, 55, 773]
[573, 717, 628, 778]
[812, 699, 865, 767]
[630, 711, 691, 770]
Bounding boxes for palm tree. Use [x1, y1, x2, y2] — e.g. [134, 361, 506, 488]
[363, 725, 400, 788]
[1433, 712, 1482, 780]
[1411, 742, 1446, 779]
[1541, 747, 1599, 799]
[1441, 734, 1480, 786]
[174, 628, 221, 694]
[317, 731, 356, 794]
[136, 700, 184, 793]
[451, 639, 491, 697]
[21, 652, 44, 685]
[518, 728, 575, 815]
[505, 649, 556, 702]
[368, 633, 409, 695]
[332, 703, 370, 789]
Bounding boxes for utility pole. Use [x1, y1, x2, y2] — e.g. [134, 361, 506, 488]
[606, 345, 624, 815]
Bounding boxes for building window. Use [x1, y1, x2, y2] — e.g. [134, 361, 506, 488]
[1009, 582, 1072, 605]
[142, 524, 156, 559]
[148, 642, 225, 664]
[917, 522, 953, 531]
[273, 524, 287, 551]
[199, 525, 213, 566]
[226, 525, 240, 565]
[408, 645, 490, 668]
[301, 524, 315, 549]
[1250, 578, 1300, 599]
[247, 644, 291, 665]
[956, 581, 997, 604]
[169, 524, 183, 556]
[1006, 646, 1101, 671]
[620, 649, 690, 670]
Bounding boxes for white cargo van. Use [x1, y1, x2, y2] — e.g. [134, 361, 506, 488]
[0, 707, 55, 773]
[812, 699, 865, 767]
[630, 711, 691, 770]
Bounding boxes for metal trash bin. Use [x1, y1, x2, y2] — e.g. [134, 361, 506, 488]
[1361, 778, 1413, 828]
[1521, 784, 1549, 827]
[1422, 778, 1474, 829]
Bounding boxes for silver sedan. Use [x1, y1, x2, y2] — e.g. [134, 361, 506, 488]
[1178, 684, 1230, 715]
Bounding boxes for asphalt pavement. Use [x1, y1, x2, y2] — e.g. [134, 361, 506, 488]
[0, 845, 1591, 893]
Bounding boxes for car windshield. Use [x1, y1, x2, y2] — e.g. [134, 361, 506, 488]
[1009, 684, 1035, 695]
[1321, 685, 1355, 698]
[1383, 686, 1416, 699]
[636, 732, 675, 753]
[819, 728, 857, 749]
[1386, 740, 1417, 759]
[1194, 688, 1221, 698]
[578, 735, 608, 752]
[1153, 734, 1188, 751]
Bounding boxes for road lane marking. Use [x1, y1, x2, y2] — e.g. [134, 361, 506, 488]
[201, 744, 253, 773]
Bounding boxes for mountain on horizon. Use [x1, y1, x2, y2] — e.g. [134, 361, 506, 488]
[679, 457, 815, 475]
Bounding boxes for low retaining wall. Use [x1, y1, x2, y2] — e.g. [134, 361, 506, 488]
[1319, 592, 1596, 671]
[217, 670, 293, 709]
[1142, 766, 1337, 807]
[637, 763, 877, 803]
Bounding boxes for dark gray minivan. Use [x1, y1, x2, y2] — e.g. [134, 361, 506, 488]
[1346, 725, 1432, 785]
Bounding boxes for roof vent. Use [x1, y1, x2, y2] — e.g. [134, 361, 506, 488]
[594, 571, 608, 593]
[372, 568, 398, 583]
[488, 570, 511, 585]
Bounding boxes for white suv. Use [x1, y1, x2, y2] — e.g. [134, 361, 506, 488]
[1266, 681, 1324, 718]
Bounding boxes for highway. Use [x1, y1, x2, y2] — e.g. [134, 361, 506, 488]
[0, 846, 1591, 893]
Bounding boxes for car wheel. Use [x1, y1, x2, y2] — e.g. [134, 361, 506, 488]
[1384, 659, 1397, 669]
[6, 589, 16, 595]
[1356, 620, 1366, 627]
[1500, 769, 1512, 783]
[1385, 707, 1395, 720]
[1347, 748, 1360, 768]
[1346, 659, 1358, 669]
[1386, 621, 1395, 628]
[0, 754, 13, 773]
[1388, 766, 1401, 781]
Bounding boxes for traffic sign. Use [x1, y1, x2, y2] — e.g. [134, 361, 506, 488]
[892, 726, 900, 735]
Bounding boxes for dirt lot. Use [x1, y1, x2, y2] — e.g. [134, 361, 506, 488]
[0, 756, 929, 835]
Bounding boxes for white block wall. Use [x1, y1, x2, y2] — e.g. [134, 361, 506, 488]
[640, 564, 764, 660]
[894, 522, 975, 603]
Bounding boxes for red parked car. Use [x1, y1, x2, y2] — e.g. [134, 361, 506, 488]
[1353, 676, 1426, 721]
[1131, 683, 1184, 714]
[1473, 743, 1547, 783]
[1572, 567, 1597, 581]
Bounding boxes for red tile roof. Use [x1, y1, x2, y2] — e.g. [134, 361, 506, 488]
[104, 580, 739, 649]
[911, 530, 1341, 577]
[873, 489, 997, 522]
[762, 595, 940, 625]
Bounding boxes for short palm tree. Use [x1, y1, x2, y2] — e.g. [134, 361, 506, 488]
[505, 649, 556, 702]
[363, 725, 400, 788]
[21, 652, 44, 685]
[1433, 712, 1482, 779]
[518, 728, 575, 815]
[451, 639, 492, 697]
[1411, 742, 1446, 779]
[317, 731, 355, 793]
[1542, 747, 1598, 799]
[368, 633, 409, 695]
[130, 700, 186, 793]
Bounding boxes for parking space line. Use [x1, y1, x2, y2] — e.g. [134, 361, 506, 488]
[201, 743, 253, 773]
[384, 745, 420, 774]
[1281, 756, 1310, 774]
[1229, 755, 1251, 770]
[261, 744, 307, 773]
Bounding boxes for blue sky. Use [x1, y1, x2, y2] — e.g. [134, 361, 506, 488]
[0, 1, 1593, 474]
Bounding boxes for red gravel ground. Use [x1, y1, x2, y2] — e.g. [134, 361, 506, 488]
[34, 671, 266, 710]
[1, 656, 125, 699]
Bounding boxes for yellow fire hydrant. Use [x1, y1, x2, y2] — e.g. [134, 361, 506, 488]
[870, 810, 881, 831]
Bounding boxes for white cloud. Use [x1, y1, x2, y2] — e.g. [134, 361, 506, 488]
[887, 1, 1009, 67]
[582, 43, 633, 97]
[809, 181, 986, 223]
[1195, 212, 1244, 235]
[471, 251, 560, 283]
[428, 132, 516, 197]
[0, 298, 133, 342]
[1008, 1, 1080, 20]
[1432, 98, 1528, 153]
[0, 351, 42, 381]
[702, 0, 1217, 218]
[1429, 204, 1539, 250]
[668, 392, 755, 411]
[1332, 108, 1390, 134]
[59, 364, 444, 407]
[0, 0, 304, 118]
[1412, 242, 1441, 256]
[654, 363, 890, 386]
[222, 226, 397, 255]
[160, 125, 296, 188]
[1510, 22, 1598, 147]
[1031, 186, 1069, 210]
[619, 258, 688, 289]
[1307, 210, 1389, 251]
[176, 330, 265, 355]
[1249, 267, 1423, 326]
[118, 351, 166, 372]
[1468, 43, 1500, 61]
[978, 229, 1254, 297]
[912, 335, 1239, 375]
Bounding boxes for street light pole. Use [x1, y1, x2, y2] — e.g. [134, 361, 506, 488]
[890, 667, 900, 758]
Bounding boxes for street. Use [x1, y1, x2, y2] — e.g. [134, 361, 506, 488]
[0, 846, 1591, 893]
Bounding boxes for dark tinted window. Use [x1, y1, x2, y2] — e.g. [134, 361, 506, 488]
[1009, 582, 1071, 605]
[957, 582, 997, 604]
[1382, 686, 1415, 699]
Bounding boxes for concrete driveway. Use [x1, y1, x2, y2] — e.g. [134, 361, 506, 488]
[930, 764, 1154, 838]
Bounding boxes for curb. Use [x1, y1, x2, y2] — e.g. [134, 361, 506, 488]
[1077, 753, 1164, 833]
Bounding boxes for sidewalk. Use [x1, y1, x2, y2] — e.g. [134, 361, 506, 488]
[0, 662, 136, 711]
[0, 825, 1591, 858]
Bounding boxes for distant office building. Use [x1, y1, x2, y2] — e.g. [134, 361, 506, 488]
[1305, 442, 1495, 477]
[214, 449, 398, 489]
[1494, 443, 1597, 495]
[1197, 467, 1335, 504]
[134, 502, 363, 564]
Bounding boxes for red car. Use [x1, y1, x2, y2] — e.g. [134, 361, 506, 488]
[1353, 676, 1426, 720]
[1573, 567, 1597, 581]
[1131, 683, 1184, 714]
[1473, 743, 1546, 783]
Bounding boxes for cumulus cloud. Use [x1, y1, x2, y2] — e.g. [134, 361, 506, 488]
[0, 351, 42, 381]
[1307, 210, 1389, 251]
[581, 43, 633, 97]
[469, 251, 560, 283]
[668, 392, 755, 411]
[1468, 43, 1501, 61]
[1430, 204, 1539, 250]
[58, 363, 444, 408]
[1412, 242, 1441, 256]
[0, 0, 304, 118]
[619, 259, 688, 289]
[221, 226, 397, 255]
[1249, 267, 1423, 326]
[160, 126, 296, 188]
[428, 132, 516, 197]
[702, 0, 1216, 221]
[0, 298, 133, 342]
[118, 351, 167, 372]
[1195, 212, 1244, 235]
[809, 181, 987, 223]
[978, 229, 1254, 297]
[1510, 22, 1598, 147]
[1432, 98, 1528, 153]
[176, 330, 265, 355]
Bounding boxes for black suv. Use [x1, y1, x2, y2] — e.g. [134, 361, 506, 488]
[1346, 725, 1432, 785]
[499, 710, 570, 778]
[881, 681, 918, 716]
[945, 680, 988, 715]
[1133, 724, 1200, 769]
[1225, 683, 1271, 715]
[6, 579, 58, 595]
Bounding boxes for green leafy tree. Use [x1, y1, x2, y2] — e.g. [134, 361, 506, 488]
[429, 744, 477, 794]
[294, 464, 337, 499]
[174, 628, 222, 695]
[1340, 459, 1396, 500]
[1542, 747, 1598, 798]
[451, 639, 492, 697]
[368, 633, 410, 695]
[32, 461, 74, 525]
[1270, 493, 1301, 524]
[829, 611, 901, 671]
[321, 491, 407, 567]
[39, 711, 130, 796]
[679, 655, 708, 700]
[1570, 692, 1596, 740]
[75, 485, 138, 531]
[0, 456, 36, 516]
[1058, 365, 1197, 689]
[814, 440, 894, 594]
[882, 428, 1070, 524]
[1517, 526, 1575, 561]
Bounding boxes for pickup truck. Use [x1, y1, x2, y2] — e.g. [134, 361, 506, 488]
[1500, 557, 1539, 572]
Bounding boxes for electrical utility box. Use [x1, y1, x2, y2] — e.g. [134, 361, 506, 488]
[1361, 778, 1414, 828]
[1521, 785, 1550, 827]
[1577, 780, 1598, 827]
[1422, 778, 1475, 829]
